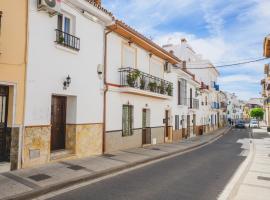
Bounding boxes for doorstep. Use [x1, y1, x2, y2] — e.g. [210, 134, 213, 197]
[50, 150, 75, 161]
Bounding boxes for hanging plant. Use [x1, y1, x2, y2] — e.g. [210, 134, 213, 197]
[148, 82, 157, 92]
[127, 69, 140, 87]
[158, 81, 165, 94]
[166, 84, 173, 96]
[140, 77, 146, 89]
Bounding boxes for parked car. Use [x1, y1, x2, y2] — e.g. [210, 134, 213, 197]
[235, 120, 245, 128]
[249, 120, 259, 128]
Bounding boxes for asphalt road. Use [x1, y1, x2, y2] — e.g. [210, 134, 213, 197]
[49, 128, 250, 200]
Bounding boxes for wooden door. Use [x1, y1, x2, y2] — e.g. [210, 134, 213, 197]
[51, 96, 66, 151]
[165, 110, 169, 137]
[193, 114, 196, 135]
[142, 109, 151, 145]
[187, 115, 190, 138]
[0, 86, 9, 161]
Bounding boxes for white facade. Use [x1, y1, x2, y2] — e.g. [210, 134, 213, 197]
[226, 92, 244, 120]
[164, 39, 221, 131]
[25, 0, 113, 126]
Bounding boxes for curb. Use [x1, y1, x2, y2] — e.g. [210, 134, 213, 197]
[4, 127, 231, 200]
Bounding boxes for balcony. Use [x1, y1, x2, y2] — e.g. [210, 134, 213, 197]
[119, 67, 173, 99]
[55, 29, 80, 51]
[187, 98, 199, 109]
[200, 82, 209, 90]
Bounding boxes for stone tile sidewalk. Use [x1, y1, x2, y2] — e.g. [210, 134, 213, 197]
[219, 128, 270, 200]
[0, 127, 230, 200]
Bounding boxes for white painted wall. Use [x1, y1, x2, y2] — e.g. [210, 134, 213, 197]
[106, 32, 172, 131]
[25, 0, 113, 125]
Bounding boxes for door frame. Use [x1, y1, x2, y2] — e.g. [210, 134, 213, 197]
[0, 85, 9, 161]
[50, 95, 67, 151]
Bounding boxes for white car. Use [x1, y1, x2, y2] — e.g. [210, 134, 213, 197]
[249, 120, 259, 128]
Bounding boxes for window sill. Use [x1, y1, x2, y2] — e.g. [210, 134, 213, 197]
[55, 44, 79, 55]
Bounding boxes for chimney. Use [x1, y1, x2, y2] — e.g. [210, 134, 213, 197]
[182, 61, 187, 69]
[181, 38, 187, 44]
[94, 0, 101, 5]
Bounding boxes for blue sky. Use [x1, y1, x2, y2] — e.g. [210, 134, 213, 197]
[102, 0, 270, 100]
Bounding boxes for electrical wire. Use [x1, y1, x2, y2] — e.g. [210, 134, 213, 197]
[185, 57, 269, 69]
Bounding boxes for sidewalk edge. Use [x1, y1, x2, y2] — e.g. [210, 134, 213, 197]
[218, 137, 255, 200]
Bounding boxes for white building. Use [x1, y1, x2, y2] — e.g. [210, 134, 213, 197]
[226, 92, 244, 121]
[104, 20, 180, 152]
[22, 0, 113, 168]
[163, 39, 222, 133]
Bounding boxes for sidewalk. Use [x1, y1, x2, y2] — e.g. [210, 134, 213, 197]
[0, 127, 230, 200]
[220, 127, 270, 200]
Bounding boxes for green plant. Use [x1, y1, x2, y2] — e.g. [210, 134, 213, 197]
[148, 82, 157, 92]
[250, 108, 264, 120]
[166, 84, 173, 96]
[158, 82, 165, 94]
[140, 77, 146, 89]
[126, 70, 140, 87]
[58, 36, 65, 43]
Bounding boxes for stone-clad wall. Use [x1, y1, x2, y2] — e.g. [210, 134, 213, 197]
[105, 129, 142, 153]
[22, 123, 103, 168]
[173, 130, 182, 141]
[10, 127, 20, 170]
[151, 127, 165, 144]
[75, 124, 103, 157]
[22, 126, 51, 168]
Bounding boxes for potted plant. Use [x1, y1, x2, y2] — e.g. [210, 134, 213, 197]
[58, 36, 65, 44]
[140, 77, 146, 90]
[148, 81, 157, 92]
[158, 82, 165, 94]
[126, 69, 140, 87]
[166, 84, 173, 96]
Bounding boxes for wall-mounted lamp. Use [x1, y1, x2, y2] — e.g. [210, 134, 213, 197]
[128, 38, 133, 46]
[63, 75, 71, 90]
[97, 64, 103, 79]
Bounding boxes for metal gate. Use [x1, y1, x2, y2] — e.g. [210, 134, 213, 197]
[0, 86, 9, 162]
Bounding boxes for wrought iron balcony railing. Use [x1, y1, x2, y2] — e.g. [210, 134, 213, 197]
[55, 29, 80, 51]
[119, 67, 173, 96]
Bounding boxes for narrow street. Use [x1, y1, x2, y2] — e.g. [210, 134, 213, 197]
[47, 128, 250, 200]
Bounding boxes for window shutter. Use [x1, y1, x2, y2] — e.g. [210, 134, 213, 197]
[57, 15, 63, 30]
[178, 81, 181, 105]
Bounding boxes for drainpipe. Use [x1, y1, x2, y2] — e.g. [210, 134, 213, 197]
[102, 27, 115, 154]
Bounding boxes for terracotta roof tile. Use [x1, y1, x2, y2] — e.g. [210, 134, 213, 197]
[85, 0, 114, 17]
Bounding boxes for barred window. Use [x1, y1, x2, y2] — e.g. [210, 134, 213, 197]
[122, 105, 133, 136]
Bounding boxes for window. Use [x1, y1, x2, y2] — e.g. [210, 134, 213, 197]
[122, 44, 136, 68]
[179, 79, 187, 105]
[150, 57, 164, 78]
[122, 105, 133, 136]
[175, 115, 179, 130]
[205, 96, 208, 105]
[57, 14, 73, 34]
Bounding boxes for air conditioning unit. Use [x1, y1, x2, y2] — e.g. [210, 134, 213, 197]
[37, 0, 61, 16]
